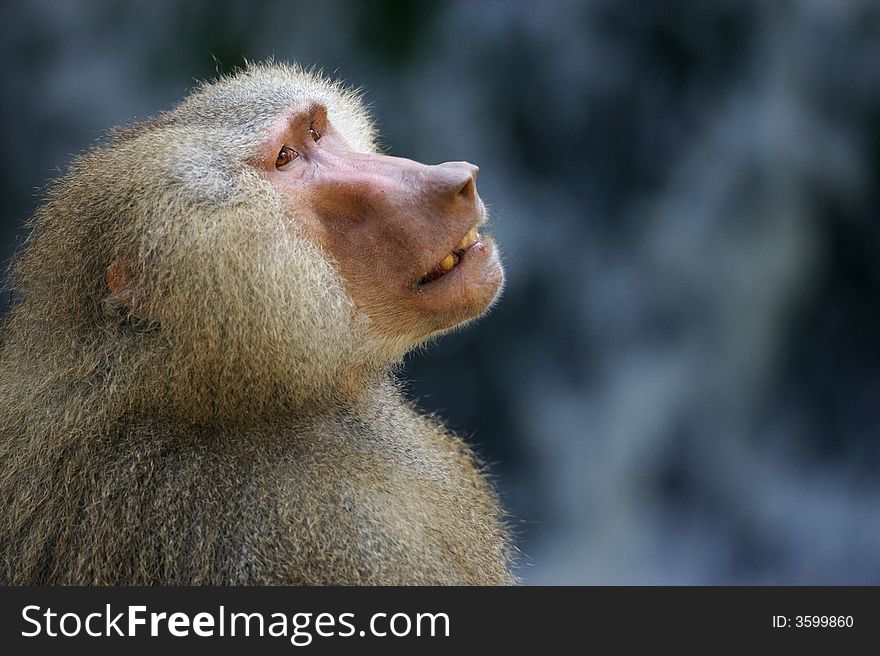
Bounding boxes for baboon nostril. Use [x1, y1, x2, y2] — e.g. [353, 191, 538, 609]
[457, 164, 479, 201]
[458, 176, 476, 201]
[427, 162, 480, 202]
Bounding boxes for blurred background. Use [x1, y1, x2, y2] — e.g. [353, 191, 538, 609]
[2, 0, 879, 584]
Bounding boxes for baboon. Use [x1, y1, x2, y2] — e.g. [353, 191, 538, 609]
[0, 63, 512, 585]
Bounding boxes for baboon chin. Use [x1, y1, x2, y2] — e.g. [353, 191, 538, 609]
[0, 63, 512, 585]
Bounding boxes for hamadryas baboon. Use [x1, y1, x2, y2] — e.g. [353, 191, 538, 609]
[0, 63, 511, 585]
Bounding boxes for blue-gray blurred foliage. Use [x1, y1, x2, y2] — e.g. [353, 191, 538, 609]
[1, 0, 879, 584]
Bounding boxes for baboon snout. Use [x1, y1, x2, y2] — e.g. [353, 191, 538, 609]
[322, 155, 482, 218]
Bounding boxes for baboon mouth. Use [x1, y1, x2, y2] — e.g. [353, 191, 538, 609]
[418, 227, 482, 286]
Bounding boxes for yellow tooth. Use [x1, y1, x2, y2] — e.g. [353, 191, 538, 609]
[439, 253, 456, 271]
[457, 228, 479, 250]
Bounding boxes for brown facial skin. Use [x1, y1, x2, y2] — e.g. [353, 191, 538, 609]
[261, 104, 504, 340]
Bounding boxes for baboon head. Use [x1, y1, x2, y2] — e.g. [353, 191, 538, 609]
[4, 64, 503, 421]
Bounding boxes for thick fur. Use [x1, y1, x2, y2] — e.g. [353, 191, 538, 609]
[0, 64, 513, 585]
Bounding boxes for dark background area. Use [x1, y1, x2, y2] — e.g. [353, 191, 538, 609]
[2, 0, 879, 584]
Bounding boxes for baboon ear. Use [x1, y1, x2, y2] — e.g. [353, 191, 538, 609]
[107, 259, 145, 315]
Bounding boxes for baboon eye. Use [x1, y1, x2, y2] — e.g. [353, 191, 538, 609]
[309, 127, 321, 142]
[275, 146, 299, 168]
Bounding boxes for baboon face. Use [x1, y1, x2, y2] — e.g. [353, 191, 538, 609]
[259, 103, 504, 340]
